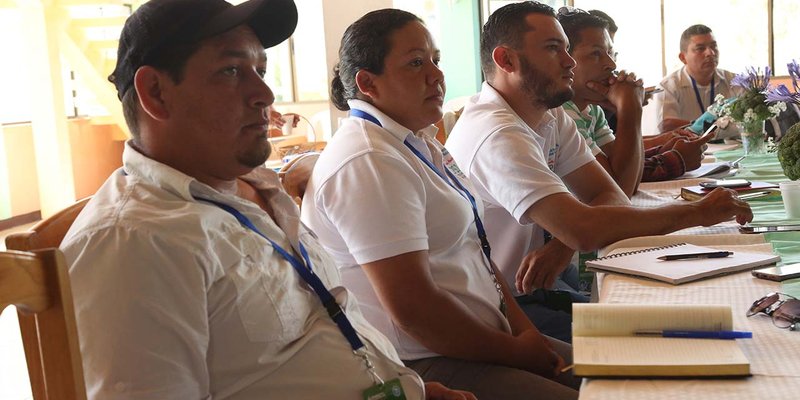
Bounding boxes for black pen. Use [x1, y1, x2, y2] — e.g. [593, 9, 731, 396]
[657, 251, 733, 261]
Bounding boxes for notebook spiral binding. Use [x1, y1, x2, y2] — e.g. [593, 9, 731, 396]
[592, 243, 687, 260]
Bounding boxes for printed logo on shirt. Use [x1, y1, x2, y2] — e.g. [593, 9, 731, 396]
[442, 148, 469, 180]
[547, 145, 559, 172]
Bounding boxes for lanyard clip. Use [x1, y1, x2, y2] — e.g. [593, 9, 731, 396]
[354, 348, 385, 386]
[324, 298, 344, 319]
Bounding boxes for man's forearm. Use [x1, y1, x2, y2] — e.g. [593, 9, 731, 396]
[606, 106, 644, 197]
[394, 284, 535, 368]
[528, 194, 703, 252]
[364, 252, 555, 374]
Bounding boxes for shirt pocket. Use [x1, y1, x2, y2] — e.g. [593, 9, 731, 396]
[226, 236, 312, 344]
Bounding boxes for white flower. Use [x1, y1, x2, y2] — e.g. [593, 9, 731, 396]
[716, 116, 733, 129]
[768, 101, 788, 117]
[744, 108, 757, 123]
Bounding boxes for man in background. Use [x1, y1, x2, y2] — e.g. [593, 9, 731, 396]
[656, 24, 741, 136]
[558, 9, 712, 188]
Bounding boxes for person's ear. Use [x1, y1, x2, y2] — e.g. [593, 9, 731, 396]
[492, 46, 516, 74]
[355, 69, 379, 101]
[678, 52, 687, 65]
[134, 66, 170, 121]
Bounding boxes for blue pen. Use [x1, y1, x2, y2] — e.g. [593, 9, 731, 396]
[635, 330, 752, 339]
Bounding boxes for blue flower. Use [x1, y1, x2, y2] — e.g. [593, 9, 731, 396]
[732, 66, 771, 92]
[766, 84, 800, 104]
[765, 59, 800, 106]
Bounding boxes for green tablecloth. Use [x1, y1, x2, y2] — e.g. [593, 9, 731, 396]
[714, 149, 800, 294]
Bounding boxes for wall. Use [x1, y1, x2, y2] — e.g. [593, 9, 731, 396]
[1, 123, 40, 217]
[321, 0, 393, 135]
[68, 119, 125, 200]
[437, 0, 482, 101]
[0, 118, 123, 223]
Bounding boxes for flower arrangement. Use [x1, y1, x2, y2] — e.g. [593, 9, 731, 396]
[708, 66, 786, 125]
[766, 60, 800, 180]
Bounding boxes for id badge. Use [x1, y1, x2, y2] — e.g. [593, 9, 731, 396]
[362, 378, 407, 400]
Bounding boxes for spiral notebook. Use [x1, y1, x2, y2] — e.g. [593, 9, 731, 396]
[586, 243, 780, 284]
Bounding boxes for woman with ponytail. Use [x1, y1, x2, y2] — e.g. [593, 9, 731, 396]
[301, 9, 579, 399]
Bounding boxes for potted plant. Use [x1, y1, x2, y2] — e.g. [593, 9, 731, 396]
[709, 67, 787, 155]
[766, 60, 800, 179]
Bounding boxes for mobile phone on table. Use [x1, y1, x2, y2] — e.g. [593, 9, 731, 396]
[700, 179, 751, 189]
[752, 263, 800, 281]
[740, 224, 800, 234]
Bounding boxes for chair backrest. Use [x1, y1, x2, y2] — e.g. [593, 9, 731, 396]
[0, 249, 87, 400]
[5, 197, 90, 400]
[6, 197, 90, 252]
[279, 153, 320, 207]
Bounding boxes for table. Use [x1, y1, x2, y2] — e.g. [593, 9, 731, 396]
[580, 149, 800, 399]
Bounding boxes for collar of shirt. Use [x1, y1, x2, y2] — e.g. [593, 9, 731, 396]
[562, 100, 593, 117]
[677, 65, 727, 89]
[122, 141, 303, 247]
[346, 98, 440, 164]
[478, 81, 557, 134]
[346, 99, 439, 141]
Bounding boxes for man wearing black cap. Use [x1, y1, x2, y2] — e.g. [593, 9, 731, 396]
[60, 0, 472, 398]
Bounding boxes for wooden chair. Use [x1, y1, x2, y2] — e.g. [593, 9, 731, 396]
[0, 249, 87, 400]
[6, 198, 90, 252]
[5, 197, 90, 400]
[279, 152, 320, 207]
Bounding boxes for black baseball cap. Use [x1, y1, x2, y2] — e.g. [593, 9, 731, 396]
[109, 0, 297, 99]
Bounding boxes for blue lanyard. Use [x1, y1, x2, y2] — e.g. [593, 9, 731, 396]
[195, 197, 365, 352]
[403, 141, 493, 261]
[691, 75, 715, 115]
[349, 109, 506, 315]
[350, 109, 492, 261]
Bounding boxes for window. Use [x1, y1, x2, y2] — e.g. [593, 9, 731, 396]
[482, 0, 568, 23]
[773, 0, 800, 76]
[663, 0, 769, 76]
[264, 0, 327, 103]
[573, 0, 663, 86]
[579, 0, 800, 81]
[0, 9, 34, 124]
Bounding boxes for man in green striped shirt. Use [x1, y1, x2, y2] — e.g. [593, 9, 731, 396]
[558, 9, 711, 194]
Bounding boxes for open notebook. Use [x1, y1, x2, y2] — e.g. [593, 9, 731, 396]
[586, 242, 780, 284]
[675, 161, 735, 180]
[572, 304, 751, 377]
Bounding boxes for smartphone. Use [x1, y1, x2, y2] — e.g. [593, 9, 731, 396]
[752, 263, 800, 281]
[740, 225, 800, 234]
[700, 179, 751, 189]
[699, 123, 719, 139]
[644, 86, 664, 95]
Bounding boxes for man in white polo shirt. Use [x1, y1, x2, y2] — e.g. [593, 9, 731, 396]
[446, 1, 753, 342]
[59, 1, 471, 399]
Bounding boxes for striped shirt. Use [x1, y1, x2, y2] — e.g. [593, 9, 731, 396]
[563, 101, 615, 155]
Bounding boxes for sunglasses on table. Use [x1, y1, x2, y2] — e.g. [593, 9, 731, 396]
[747, 292, 800, 331]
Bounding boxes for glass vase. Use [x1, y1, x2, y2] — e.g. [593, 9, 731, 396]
[738, 119, 767, 156]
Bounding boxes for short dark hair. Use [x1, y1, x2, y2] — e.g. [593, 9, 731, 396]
[120, 41, 202, 140]
[680, 24, 713, 53]
[588, 9, 616, 34]
[330, 9, 423, 111]
[557, 10, 609, 54]
[480, 1, 555, 81]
